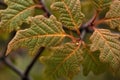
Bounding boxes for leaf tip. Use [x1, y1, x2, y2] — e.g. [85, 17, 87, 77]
[6, 49, 10, 56]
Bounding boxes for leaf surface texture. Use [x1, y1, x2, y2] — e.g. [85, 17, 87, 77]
[40, 43, 83, 80]
[90, 29, 120, 71]
[92, 0, 112, 9]
[51, 0, 84, 30]
[82, 49, 107, 76]
[6, 15, 66, 55]
[105, 0, 120, 31]
[0, 0, 38, 32]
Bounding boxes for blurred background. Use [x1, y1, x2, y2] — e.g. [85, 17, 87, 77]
[0, 0, 120, 80]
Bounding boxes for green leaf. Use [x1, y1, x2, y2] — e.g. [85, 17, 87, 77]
[105, 0, 120, 31]
[0, 0, 39, 32]
[51, 0, 84, 31]
[82, 48, 108, 76]
[90, 28, 120, 71]
[92, 0, 112, 10]
[6, 15, 66, 55]
[40, 43, 83, 80]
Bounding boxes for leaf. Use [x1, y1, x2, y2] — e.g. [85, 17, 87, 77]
[92, 0, 112, 9]
[82, 48, 108, 76]
[51, 0, 84, 31]
[105, 0, 120, 31]
[6, 15, 66, 55]
[90, 28, 120, 71]
[0, 0, 39, 32]
[40, 43, 83, 80]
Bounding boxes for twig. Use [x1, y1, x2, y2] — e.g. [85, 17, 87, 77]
[21, 1, 47, 79]
[0, 30, 24, 78]
[3, 58, 24, 77]
[80, 10, 100, 40]
[22, 47, 45, 80]
[39, 0, 51, 17]
[90, 10, 100, 26]
[80, 30, 86, 40]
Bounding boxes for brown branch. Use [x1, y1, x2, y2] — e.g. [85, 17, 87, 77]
[0, 33, 45, 80]
[39, 0, 51, 17]
[91, 10, 100, 26]
[3, 58, 24, 77]
[22, 47, 45, 80]
[80, 10, 100, 40]
[21, 1, 48, 79]
[0, 30, 25, 78]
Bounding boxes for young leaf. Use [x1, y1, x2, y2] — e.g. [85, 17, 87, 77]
[6, 15, 66, 55]
[0, 0, 39, 32]
[40, 43, 83, 80]
[51, 0, 84, 31]
[92, 0, 112, 10]
[90, 28, 120, 71]
[82, 49, 107, 76]
[105, 0, 120, 31]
